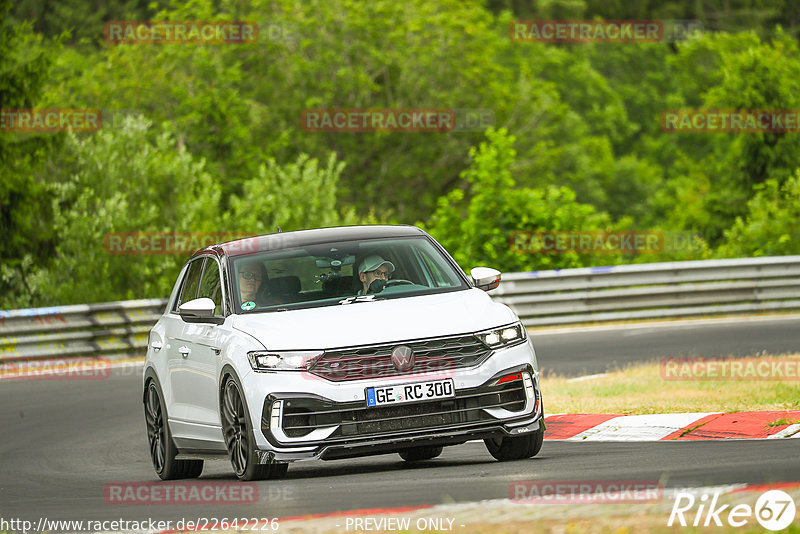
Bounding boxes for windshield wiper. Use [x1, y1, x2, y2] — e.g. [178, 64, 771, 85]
[339, 295, 381, 305]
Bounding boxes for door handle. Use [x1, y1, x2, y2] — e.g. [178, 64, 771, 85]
[178, 345, 191, 358]
[150, 341, 163, 352]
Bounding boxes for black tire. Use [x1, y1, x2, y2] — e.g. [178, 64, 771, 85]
[484, 427, 544, 461]
[144, 380, 204, 480]
[269, 462, 289, 479]
[221, 378, 288, 481]
[399, 445, 444, 462]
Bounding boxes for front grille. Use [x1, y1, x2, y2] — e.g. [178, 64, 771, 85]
[307, 335, 491, 382]
[281, 380, 528, 440]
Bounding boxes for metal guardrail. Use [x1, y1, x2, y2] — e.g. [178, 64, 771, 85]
[0, 299, 167, 363]
[491, 255, 800, 326]
[1, 256, 799, 362]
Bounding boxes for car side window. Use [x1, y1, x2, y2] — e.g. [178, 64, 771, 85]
[175, 258, 205, 311]
[198, 258, 224, 316]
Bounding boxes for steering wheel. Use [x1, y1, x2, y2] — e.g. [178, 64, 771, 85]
[385, 279, 414, 287]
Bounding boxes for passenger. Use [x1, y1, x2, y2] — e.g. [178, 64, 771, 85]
[357, 255, 395, 295]
[238, 260, 268, 306]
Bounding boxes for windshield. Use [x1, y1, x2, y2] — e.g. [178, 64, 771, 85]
[229, 236, 467, 313]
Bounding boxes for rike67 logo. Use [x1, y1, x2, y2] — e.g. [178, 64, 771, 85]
[669, 489, 796, 531]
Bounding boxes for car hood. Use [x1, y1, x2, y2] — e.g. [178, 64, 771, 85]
[231, 288, 517, 350]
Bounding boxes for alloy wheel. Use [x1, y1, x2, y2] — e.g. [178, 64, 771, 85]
[222, 380, 249, 477]
[145, 383, 166, 473]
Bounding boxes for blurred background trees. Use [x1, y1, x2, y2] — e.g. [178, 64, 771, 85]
[3, 0, 800, 306]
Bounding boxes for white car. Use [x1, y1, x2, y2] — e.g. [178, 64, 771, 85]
[143, 225, 544, 481]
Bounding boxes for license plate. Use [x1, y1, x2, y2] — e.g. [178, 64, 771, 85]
[366, 378, 455, 407]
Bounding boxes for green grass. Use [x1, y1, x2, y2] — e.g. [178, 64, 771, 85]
[542, 353, 800, 415]
[768, 418, 800, 427]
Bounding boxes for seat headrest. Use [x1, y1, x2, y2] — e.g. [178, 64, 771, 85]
[267, 276, 301, 296]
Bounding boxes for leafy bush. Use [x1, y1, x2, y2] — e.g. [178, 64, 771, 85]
[717, 171, 800, 258]
[224, 152, 366, 234]
[4, 116, 373, 307]
[14, 116, 221, 305]
[423, 128, 618, 273]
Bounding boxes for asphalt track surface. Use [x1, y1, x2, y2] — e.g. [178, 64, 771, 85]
[1, 316, 799, 525]
[532, 315, 800, 376]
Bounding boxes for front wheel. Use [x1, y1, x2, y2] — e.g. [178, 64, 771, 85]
[221, 378, 288, 481]
[484, 427, 544, 461]
[144, 380, 203, 480]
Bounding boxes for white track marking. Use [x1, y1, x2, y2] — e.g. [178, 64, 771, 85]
[570, 412, 721, 441]
[566, 373, 609, 383]
[767, 423, 800, 439]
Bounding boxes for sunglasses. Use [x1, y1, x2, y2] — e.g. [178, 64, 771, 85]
[239, 271, 262, 281]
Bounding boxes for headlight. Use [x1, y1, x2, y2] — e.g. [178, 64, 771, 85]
[247, 350, 323, 371]
[475, 322, 526, 348]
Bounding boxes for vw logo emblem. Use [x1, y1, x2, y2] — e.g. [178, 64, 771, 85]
[391, 345, 414, 372]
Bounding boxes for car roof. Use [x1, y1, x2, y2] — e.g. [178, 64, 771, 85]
[192, 225, 428, 258]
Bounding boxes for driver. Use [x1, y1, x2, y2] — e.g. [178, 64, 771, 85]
[358, 255, 395, 295]
[238, 260, 268, 307]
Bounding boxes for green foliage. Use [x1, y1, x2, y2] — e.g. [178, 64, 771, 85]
[487, 0, 800, 39]
[717, 171, 800, 257]
[5, 0, 800, 307]
[15, 116, 222, 306]
[223, 152, 365, 234]
[695, 31, 800, 242]
[0, 0, 62, 306]
[423, 128, 616, 272]
[11, 0, 169, 44]
[631, 30, 800, 245]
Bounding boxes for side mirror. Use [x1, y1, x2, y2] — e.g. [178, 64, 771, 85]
[179, 297, 224, 324]
[470, 267, 501, 292]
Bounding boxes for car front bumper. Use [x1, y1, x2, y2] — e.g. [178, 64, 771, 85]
[240, 339, 543, 463]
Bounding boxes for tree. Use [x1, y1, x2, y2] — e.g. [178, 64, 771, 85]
[701, 31, 800, 242]
[223, 152, 366, 234]
[22, 116, 223, 306]
[717, 171, 800, 257]
[423, 128, 617, 272]
[647, 31, 800, 245]
[11, 0, 168, 44]
[0, 0, 62, 306]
